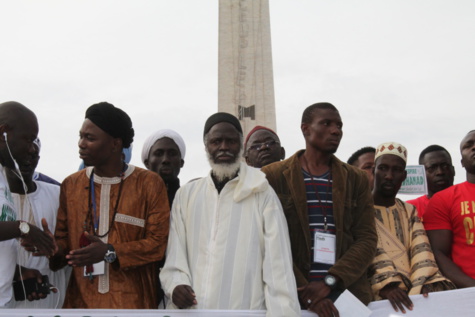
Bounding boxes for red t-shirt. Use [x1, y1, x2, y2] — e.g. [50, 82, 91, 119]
[424, 182, 475, 278]
[407, 195, 430, 220]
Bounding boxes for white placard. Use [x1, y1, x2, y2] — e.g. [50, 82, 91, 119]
[399, 165, 428, 195]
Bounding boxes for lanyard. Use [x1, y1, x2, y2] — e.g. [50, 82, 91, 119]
[90, 173, 99, 231]
[88, 164, 127, 237]
[302, 155, 332, 232]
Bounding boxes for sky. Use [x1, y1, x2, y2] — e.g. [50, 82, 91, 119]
[1, 0, 474, 194]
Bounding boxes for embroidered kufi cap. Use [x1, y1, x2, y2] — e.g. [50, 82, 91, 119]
[375, 142, 408, 163]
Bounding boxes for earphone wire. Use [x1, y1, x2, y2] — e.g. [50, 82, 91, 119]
[52, 286, 60, 308]
[4, 132, 36, 303]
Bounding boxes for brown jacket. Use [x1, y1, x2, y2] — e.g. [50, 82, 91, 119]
[262, 150, 377, 304]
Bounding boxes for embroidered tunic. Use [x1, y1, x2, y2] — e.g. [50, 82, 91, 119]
[369, 199, 454, 299]
[52, 165, 170, 308]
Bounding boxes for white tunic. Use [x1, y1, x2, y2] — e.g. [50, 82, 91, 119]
[8, 181, 71, 308]
[0, 165, 17, 308]
[160, 163, 300, 317]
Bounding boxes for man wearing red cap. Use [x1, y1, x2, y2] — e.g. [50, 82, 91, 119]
[245, 125, 285, 168]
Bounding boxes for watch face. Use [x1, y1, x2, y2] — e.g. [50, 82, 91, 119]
[325, 275, 336, 286]
[19, 222, 30, 235]
[105, 250, 117, 263]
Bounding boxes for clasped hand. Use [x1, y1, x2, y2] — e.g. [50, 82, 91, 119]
[20, 218, 57, 257]
[66, 232, 108, 267]
[298, 281, 339, 317]
[172, 284, 197, 309]
[379, 283, 431, 314]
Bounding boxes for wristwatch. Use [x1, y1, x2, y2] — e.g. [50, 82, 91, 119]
[324, 274, 337, 290]
[19, 221, 30, 237]
[104, 244, 117, 263]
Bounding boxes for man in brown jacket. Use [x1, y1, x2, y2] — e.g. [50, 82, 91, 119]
[262, 102, 377, 317]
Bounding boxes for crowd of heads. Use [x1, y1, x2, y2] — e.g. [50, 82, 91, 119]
[1, 99, 470, 203]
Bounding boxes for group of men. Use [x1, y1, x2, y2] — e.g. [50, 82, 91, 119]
[347, 132, 475, 314]
[0, 100, 474, 317]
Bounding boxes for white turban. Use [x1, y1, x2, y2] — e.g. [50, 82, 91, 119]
[141, 129, 186, 164]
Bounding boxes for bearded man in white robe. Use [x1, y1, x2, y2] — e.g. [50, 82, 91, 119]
[160, 112, 300, 317]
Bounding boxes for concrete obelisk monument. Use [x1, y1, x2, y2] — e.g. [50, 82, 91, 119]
[218, 0, 276, 137]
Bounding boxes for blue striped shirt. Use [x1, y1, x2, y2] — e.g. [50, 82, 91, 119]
[303, 169, 335, 281]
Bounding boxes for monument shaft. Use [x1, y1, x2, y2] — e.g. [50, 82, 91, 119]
[218, 0, 276, 136]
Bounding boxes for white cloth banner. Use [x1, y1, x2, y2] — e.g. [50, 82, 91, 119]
[1, 287, 474, 316]
[368, 287, 475, 316]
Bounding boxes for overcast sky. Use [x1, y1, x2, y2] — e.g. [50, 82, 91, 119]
[1, 0, 474, 193]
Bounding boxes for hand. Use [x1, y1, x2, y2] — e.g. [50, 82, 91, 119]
[297, 281, 331, 309]
[21, 219, 57, 257]
[379, 283, 413, 313]
[16, 268, 48, 301]
[172, 284, 197, 309]
[421, 284, 431, 298]
[66, 232, 108, 267]
[311, 298, 339, 317]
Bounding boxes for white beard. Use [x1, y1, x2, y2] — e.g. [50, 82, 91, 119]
[206, 148, 243, 182]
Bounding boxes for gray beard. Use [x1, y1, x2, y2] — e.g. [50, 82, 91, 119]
[206, 148, 243, 182]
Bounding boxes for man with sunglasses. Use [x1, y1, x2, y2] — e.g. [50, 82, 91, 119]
[245, 126, 285, 168]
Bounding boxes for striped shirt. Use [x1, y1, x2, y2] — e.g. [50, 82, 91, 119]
[303, 169, 335, 281]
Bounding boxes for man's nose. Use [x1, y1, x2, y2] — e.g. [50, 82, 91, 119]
[330, 124, 342, 135]
[219, 140, 230, 150]
[78, 137, 86, 148]
[384, 171, 394, 180]
[162, 153, 171, 163]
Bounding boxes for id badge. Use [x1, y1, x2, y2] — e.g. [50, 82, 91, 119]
[84, 261, 105, 277]
[314, 232, 336, 265]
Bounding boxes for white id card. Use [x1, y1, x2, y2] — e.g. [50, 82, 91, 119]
[314, 232, 336, 265]
[83, 261, 105, 277]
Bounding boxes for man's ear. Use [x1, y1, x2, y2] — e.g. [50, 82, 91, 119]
[280, 147, 286, 160]
[180, 159, 184, 168]
[112, 138, 123, 153]
[301, 123, 308, 137]
[403, 170, 408, 182]
[0, 125, 8, 142]
[144, 159, 150, 169]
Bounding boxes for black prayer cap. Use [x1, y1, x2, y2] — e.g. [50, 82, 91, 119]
[85, 102, 134, 148]
[203, 112, 243, 139]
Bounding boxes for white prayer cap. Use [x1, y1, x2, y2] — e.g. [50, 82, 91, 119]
[375, 142, 408, 163]
[141, 129, 186, 164]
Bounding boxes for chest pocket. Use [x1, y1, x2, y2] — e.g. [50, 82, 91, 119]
[113, 213, 146, 241]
